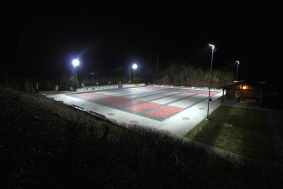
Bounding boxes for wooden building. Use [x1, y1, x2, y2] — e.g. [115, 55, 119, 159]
[218, 80, 277, 103]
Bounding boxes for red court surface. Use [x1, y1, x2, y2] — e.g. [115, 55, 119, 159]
[187, 90, 201, 93]
[126, 102, 161, 112]
[65, 87, 221, 121]
[200, 91, 217, 95]
[163, 88, 179, 91]
[145, 105, 184, 118]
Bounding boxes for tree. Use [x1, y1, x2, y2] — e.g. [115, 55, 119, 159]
[180, 70, 184, 84]
[81, 77, 87, 86]
[68, 76, 78, 90]
[46, 81, 52, 91]
[89, 78, 95, 86]
[161, 75, 169, 85]
[11, 80, 19, 91]
[59, 75, 69, 91]
[27, 79, 35, 93]
[186, 65, 195, 86]
[212, 70, 221, 88]
[121, 76, 127, 84]
[222, 71, 234, 85]
[195, 68, 205, 87]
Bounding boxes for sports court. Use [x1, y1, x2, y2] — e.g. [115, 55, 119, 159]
[44, 86, 223, 137]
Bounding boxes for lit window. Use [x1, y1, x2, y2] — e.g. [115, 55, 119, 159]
[243, 85, 247, 89]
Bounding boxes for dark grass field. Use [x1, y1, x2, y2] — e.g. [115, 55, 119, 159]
[1, 86, 283, 188]
[184, 106, 278, 165]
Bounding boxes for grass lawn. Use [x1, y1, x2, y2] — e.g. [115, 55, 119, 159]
[184, 105, 276, 164]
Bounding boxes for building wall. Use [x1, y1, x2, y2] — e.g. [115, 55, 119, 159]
[225, 83, 264, 102]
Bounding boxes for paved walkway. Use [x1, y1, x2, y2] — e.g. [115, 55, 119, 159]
[220, 99, 265, 110]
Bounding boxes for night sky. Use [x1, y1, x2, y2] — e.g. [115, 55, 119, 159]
[3, 3, 283, 84]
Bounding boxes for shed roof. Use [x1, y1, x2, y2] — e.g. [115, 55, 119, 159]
[217, 79, 278, 93]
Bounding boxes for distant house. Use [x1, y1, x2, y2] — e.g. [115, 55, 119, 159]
[217, 79, 278, 105]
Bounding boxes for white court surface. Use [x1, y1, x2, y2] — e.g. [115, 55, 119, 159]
[41, 86, 224, 138]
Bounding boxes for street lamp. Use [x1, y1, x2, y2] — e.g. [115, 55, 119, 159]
[132, 63, 137, 84]
[207, 44, 215, 120]
[236, 61, 240, 81]
[72, 59, 79, 88]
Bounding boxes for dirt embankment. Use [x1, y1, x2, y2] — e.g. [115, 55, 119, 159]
[0, 87, 126, 146]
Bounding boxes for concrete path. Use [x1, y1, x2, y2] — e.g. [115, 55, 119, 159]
[220, 99, 264, 110]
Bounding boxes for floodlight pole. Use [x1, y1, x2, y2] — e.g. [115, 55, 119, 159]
[236, 61, 240, 81]
[207, 44, 215, 120]
[72, 59, 79, 89]
[132, 64, 137, 84]
[75, 67, 78, 88]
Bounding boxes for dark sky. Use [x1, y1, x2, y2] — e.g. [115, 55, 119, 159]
[3, 2, 283, 83]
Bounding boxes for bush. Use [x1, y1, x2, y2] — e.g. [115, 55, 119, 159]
[23, 80, 30, 93]
[23, 79, 35, 93]
[11, 80, 19, 91]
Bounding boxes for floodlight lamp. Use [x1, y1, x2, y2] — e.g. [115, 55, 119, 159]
[209, 44, 215, 50]
[236, 61, 240, 64]
[72, 59, 79, 67]
[132, 64, 137, 69]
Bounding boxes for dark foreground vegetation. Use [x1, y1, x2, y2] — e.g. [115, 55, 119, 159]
[1, 85, 283, 188]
